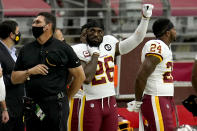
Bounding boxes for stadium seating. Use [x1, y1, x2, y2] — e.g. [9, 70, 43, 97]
[2, 0, 50, 16]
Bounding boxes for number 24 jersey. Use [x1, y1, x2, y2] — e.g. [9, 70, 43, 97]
[72, 35, 118, 100]
[141, 39, 174, 96]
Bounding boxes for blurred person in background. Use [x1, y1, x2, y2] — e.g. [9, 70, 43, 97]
[54, 26, 83, 131]
[0, 65, 9, 124]
[79, 24, 88, 43]
[72, 4, 153, 131]
[128, 18, 176, 130]
[54, 26, 87, 131]
[0, 20, 24, 131]
[192, 56, 197, 94]
[54, 28, 65, 42]
[183, 53, 197, 117]
[11, 12, 85, 131]
[66, 24, 88, 131]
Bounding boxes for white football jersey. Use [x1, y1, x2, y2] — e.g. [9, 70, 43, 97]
[141, 39, 174, 96]
[72, 35, 119, 100]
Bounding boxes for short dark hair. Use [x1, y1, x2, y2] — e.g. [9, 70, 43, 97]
[152, 18, 174, 38]
[0, 20, 18, 39]
[37, 12, 56, 33]
[86, 19, 104, 31]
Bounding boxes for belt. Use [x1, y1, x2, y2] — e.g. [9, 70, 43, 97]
[37, 92, 65, 102]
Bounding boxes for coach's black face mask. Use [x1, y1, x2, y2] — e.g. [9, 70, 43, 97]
[32, 26, 44, 38]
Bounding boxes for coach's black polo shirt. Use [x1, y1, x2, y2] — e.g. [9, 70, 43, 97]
[14, 37, 81, 99]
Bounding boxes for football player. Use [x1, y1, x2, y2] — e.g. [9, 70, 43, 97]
[128, 18, 176, 130]
[72, 4, 153, 131]
[67, 25, 88, 131]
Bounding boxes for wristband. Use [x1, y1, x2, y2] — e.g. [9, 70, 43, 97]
[26, 69, 30, 80]
[3, 108, 8, 111]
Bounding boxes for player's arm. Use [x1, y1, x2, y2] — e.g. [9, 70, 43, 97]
[135, 55, 161, 101]
[80, 54, 99, 84]
[192, 58, 197, 93]
[115, 4, 154, 56]
[67, 65, 85, 99]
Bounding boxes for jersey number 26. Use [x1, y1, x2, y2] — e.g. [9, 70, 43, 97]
[92, 56, 114, 85]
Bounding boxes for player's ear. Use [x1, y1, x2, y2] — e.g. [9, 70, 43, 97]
[165, 30, 170, 37]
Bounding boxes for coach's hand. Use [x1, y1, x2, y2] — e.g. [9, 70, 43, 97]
[127, 100, 143, 112]
[142, 4, 154, 18]
[87, 45, 100, 56]
[28, 64, 48, 75]
[2, 110, 9, 123]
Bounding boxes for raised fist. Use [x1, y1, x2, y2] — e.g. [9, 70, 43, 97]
[142, 4, 154, 18]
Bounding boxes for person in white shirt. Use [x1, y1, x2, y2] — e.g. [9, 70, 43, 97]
[0, 65, 9, 123]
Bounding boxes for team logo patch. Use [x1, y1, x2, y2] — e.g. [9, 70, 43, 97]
[90, 103, 94, 108]
[166, 104, 170, 109]
[83, 51, 90, 57]
[104, 44, 112, 51]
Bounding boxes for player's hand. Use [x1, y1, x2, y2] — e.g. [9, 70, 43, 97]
[142, 4, 154, 18]
[28, 64, 48, 75]
[127, 100, 143, 112]
[87, 45, 100, 56]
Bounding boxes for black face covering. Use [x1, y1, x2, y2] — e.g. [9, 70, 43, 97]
[13, 32, 21, 45]
[32, 26, 44, 38]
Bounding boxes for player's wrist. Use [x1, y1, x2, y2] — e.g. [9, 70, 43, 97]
[142, 15, 150, 20]
[92, 53, 100, 57]
[135, 98, 142, 102]
[2, 108, 8, 112]
[135, 101, 143, 104]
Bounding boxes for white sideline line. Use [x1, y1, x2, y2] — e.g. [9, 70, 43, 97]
[116, 94, 135, 99]
[174, 81, 192, 87]
[116, 82, 192, 99]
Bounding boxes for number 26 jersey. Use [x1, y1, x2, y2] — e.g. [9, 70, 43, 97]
[141, 39, 174, 96]
[72, 35, 118, 100]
